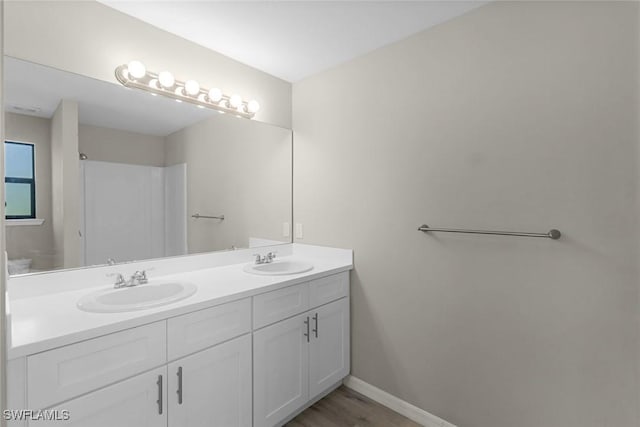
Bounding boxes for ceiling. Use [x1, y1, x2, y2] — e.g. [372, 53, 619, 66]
[4, 2, 487, 135]
[4, 57, 218, 136]
[99, 1, 486, 82]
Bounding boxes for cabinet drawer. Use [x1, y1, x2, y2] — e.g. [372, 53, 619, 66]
[253, 283, 309, 329]
[309, 272, 349, 308]
[27, 321, 166, 409]
[167, 298, 251, 360]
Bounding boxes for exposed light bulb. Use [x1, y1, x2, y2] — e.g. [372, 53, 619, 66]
[184, 80, 200, 96]
[229, 94, 242, 108]
[247, 100, 260, 113]
[208, 88, 222, 102]
[158, 71, 175, 88]
[127, 61, 146, 79]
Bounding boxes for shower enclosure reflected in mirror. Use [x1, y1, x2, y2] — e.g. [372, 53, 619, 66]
[3, 57, 292, 275]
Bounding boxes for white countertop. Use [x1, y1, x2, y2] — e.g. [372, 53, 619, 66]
[7, 244, 352, 359]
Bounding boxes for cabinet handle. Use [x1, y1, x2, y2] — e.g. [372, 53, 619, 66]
[313, 313, 318, 338]
[156, 375, 163, 415]
[177, 366, 183, 405]
[303, 316, 310, 342]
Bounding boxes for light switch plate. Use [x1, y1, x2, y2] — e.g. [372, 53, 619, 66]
[295, 223, 303, 239]
[283, 222, 290, 238]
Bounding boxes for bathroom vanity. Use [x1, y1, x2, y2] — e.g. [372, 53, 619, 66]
[6, 244, 352, 427]
[2, 13, 346, 427]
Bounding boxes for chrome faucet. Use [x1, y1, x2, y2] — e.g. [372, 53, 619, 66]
[131, 270, 149, 285]
[253, 252, 277, 264]
[109, 270, 149, 288]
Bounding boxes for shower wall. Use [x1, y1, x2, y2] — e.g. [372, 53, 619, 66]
[81, 161, 186, 266]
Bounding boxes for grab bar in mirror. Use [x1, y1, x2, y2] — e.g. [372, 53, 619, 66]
[192, 213, 225, 220]
[418, 224, 561, 240]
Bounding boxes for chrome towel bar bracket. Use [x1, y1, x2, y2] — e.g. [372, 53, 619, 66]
[418, 224, 561, 240]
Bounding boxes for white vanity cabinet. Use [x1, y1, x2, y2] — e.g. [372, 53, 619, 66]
[8, 270, 350, 427]
[253, 273, 350, 427]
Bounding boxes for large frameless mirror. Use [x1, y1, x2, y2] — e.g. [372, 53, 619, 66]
[3, 57, 292, 275]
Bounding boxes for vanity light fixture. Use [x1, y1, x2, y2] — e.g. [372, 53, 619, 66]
[115, 60, 260, 119]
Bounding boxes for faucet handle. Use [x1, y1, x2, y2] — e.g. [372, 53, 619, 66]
[133, 270, 149, 284]
[266, 251, 277, 262]
[107, 272, 126, 288]
[253, 254, 264, 264]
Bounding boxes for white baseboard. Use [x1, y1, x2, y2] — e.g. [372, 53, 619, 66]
[343, 375, 456, 427]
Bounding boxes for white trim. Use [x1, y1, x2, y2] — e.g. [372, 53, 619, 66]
[5, 218, 45, 226]
[343, 375, 456, 427]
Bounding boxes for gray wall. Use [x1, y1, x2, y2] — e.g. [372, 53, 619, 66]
[166, 114, 292, 252]
[3, 0, 291, 128]
[4, 113, 54, 270]
[293, 2, 639, 427]
[78, 124, 166, 167]
[51, 100, 80, 270]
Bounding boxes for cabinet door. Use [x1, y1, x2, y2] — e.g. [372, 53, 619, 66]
[253, 313, 310, 427]
[167, 334, 252, 427]
[31, 367, 167, 427]
[309, 298, 350, 399]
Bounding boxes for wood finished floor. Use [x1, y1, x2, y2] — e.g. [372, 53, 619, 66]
[285, 386, 421, 427]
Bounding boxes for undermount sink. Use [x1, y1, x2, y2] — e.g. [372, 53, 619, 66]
[243, 260, 314, 276]
[77, 281, 198, 313]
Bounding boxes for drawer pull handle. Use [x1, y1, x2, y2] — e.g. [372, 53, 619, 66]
[156, 375, 163, 415]
[313, 313, 318, 338]
[303, 316, 310, 342]
[177, 366, 183, 405]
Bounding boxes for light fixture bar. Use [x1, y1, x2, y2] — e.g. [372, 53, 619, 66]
[114, 61, 260, 119]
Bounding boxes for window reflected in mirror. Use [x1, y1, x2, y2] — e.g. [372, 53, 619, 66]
[4, 141, 36, 219]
